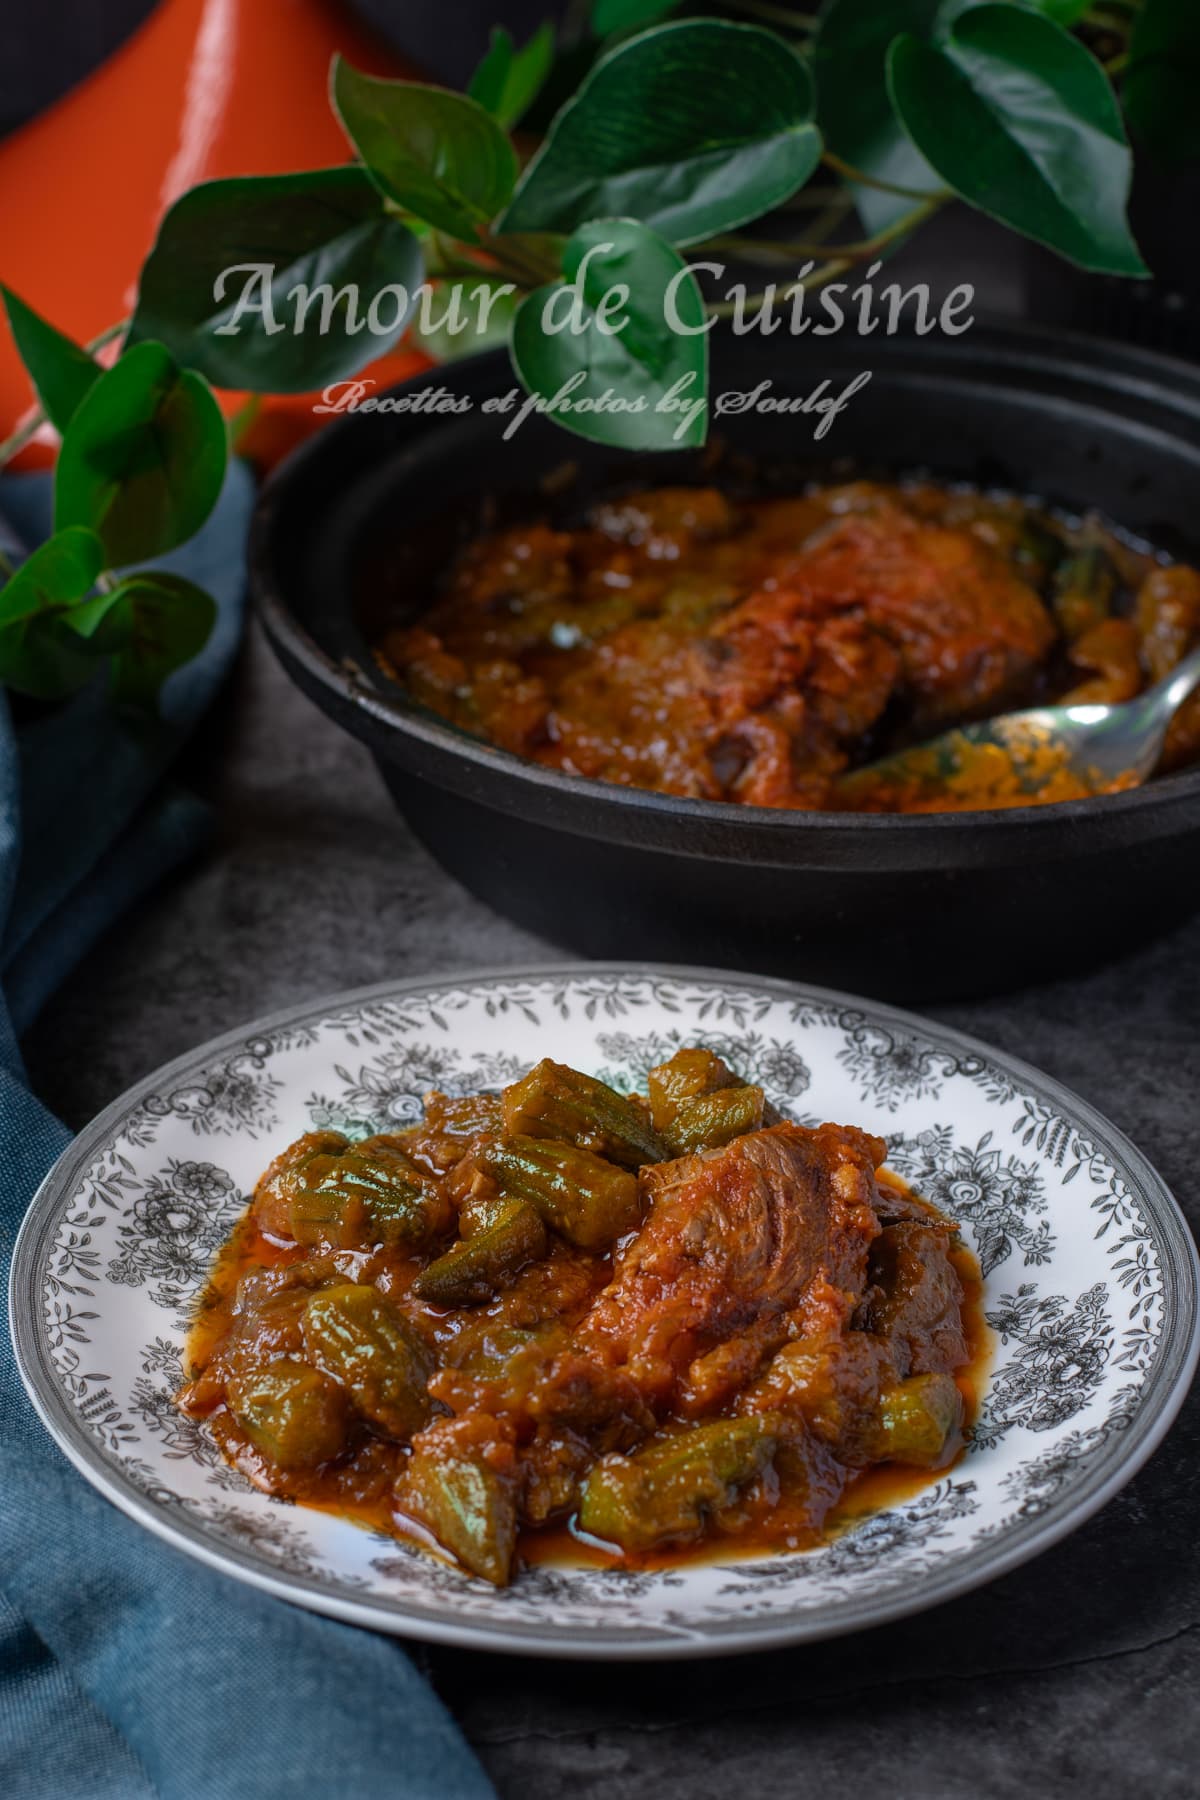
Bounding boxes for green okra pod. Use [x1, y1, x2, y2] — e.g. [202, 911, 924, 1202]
[302, 1284, 434, 1441]
[412, 1199, 547, 1307]
[399, 1430, 519, 1585]
[667, 1084, 765, 1154]
[578, 1417, 776, 1552]
[1052, 545, 1116, 641]
[485, 1135, 641, 1250]
[225, 1359, 350, 1470]
[870, 1373, 964, 1468]
[503, 1059, 670, 1168]
[290, 1137, 451, 1252]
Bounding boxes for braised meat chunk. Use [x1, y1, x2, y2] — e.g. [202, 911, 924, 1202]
[178, 1046, 979, 1587]
[578, 1122, 883, 1403]
[379, 477, 1200, 812]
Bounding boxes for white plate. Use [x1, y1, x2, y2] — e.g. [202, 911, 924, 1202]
[11, 964, 1198, 1658]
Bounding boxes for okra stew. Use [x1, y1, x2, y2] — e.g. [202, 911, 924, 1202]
[377, 480, 1200, 812]
[179, 1047, 983, 1586]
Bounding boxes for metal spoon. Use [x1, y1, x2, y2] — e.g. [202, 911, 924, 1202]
[835, 641, 1200, 812]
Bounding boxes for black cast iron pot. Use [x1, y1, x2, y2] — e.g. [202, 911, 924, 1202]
[252, 323, 1200, 1002]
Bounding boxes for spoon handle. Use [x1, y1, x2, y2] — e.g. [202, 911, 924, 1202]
[1146, 641, 1200, 721]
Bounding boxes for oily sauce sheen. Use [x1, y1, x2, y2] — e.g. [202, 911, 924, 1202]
[376, 480, 1200, 812]
[180, 1048, 990, 1587]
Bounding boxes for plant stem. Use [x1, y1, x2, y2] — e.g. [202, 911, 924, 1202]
[0, 317, 129, 467]
[821, 150, 944, 201]
[708, 193, 855, 262]
[0, 548, 14, 579]
[85, 320, 130, 355]
[706, 256, 855, 319]
[781, 185, 857, 209]
[487, 232, 565, 288]
[706, 195, 943, 266]
[1105, 50, 1130, 75]
[0, 409, 48, 469]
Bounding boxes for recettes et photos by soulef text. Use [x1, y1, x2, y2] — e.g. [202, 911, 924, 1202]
[178, 1047, 984, 1586]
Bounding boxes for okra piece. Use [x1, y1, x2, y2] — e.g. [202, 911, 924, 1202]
[412, 1199, 546, 1307]
[667, 1085, 764, 1155]
[578, 1417, 775, 1552]
[291, 1138, 450, 1252]
[225, 1359, 350, 1469]
[871, 1373, 964, 1468]
[646, 1048, 765, 1148]
[646, 1046, 737, 1131]
[302, 1284, 434, 1441]
[1051, 545, 1116, 641]
[1012, 514, 1066, 588]
[423, 1091, 504, 1139]
[399, 1431, 519, 1585]
[452, 1324, 541, 1377]
[503, 1059, 670, 1168]
[253, 1130, 349, 1239]
[484, 1135, 640, 1251]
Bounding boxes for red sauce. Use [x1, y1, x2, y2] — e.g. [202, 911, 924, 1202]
[373, 480, 1200, 812]
[183, 1166, 991, 1583]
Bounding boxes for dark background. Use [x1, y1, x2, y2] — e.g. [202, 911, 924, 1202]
[0, 0, 554, 132]
[5, 9, 1200, 1799]
[3, 0, 1196, 352]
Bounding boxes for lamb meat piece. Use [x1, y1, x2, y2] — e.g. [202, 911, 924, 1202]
[577, 1122, 884, 1405]
[854, 1221, 968, 1377]
[873, 1169, 952, 1227]
[784, 505, 1057, 731]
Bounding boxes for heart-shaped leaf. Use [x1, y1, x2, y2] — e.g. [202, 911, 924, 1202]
[1125, 0, 1200, 165]
[814, 0, 945, 235]
[66, 570, 216, 709]
[0, 526, 104, 627]
[1, 287, 101, 433]
[1025, 1, 1092, 22]
[332, 58, 518, 240]
[55, 342, 227, 566]
[129, 168, 424, 392]
[469, 24, 555, 128]
[510, 218, 707, 451]
[0, 526, 106, 698]
[888, 5, 1148, 274]
[500, 20, 821, 246]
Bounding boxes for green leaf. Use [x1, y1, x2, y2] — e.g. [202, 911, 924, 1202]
[66, 570, 217, 709]
[410, 277, 520, 363]
[500, 20, 822, 246]
[0, 527, 106, 699]
[55, 342, 227, 566]
[0, 526, 104, 627]
[510, 218, 708, 451]
[128, 168, 424, 393]
[1125, 0, 1200, 165]
[592, 0, 681, 34]
[331, 57, 518, 239]
[1025, 0, 1092, 22]
[814, 0, 945, 234]
[887, 5, 1148, 274]
[1, 287, 101, 433]
[469, 24, 555, 128]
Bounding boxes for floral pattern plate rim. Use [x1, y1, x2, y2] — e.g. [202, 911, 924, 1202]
[10, 962, 1199, 1660]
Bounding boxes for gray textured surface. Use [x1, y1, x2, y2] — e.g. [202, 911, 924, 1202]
[23, 628, 1200, 1800]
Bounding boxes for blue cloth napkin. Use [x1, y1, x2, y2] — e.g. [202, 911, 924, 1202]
[0, 471, 493, 1800]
